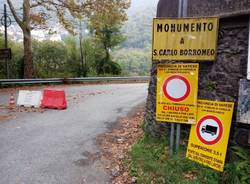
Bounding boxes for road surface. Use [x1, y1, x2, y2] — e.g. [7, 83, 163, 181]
[0, 83, 148, 184]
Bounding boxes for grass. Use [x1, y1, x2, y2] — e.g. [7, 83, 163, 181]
[128, 133, 250, 184]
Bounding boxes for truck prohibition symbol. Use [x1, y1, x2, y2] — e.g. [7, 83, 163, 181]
[201, 125, 218, 136]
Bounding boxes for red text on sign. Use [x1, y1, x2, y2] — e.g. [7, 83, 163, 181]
[163, 105, 189, 112]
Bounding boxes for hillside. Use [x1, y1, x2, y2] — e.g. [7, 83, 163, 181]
[114, 0, 158, 76]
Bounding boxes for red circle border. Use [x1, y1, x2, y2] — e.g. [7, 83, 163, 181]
[162, 75, 191, 102]
[196, 115, 223, 145]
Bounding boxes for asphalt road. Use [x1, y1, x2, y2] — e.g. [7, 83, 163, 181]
[0, 83, 148, 184]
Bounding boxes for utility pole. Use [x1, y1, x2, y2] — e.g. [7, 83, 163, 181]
[4, 4, 9, 79]
[4, 4, 7, 49]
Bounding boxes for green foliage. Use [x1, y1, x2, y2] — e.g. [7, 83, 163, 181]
[9, 40, 24, 78]
[33, 40, 68, 78]
[112, 4, 156, 76]
[32, 36, 105, 78]
[89, 25, 124, 76]
[113, 48, 151, 76]
[99, 26, 126, 51]
[64, 36, 81, 77]
[221, 146, 250, 184]
[87, 0, 130, 75]
[96, 58, 121, 75]
[0, 34, 124, 79]
[80, 37, 99, 76]
[129, 133, 250, 184]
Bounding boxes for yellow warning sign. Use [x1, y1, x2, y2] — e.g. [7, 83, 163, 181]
[152, 17, 219, 61]
[156, 64, 199, 124]
[186, 100, 234, 172]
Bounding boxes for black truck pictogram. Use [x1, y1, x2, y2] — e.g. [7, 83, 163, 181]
[201, 125, 218, 136]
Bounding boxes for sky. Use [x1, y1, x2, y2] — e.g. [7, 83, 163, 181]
[129, 0, 158, 13]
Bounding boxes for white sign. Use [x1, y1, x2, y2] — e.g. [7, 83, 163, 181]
[17, 90, 42, 108]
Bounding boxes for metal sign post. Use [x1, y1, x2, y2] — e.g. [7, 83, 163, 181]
[176, 0, 188, 152]
[170, 123, 175, 156]
[169, 0, 188, 155]
[169, 0, 183, 157]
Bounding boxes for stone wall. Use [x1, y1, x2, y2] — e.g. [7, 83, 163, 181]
[144, 3, 250, 146]
[156, 0, 250, 18]
[156, 0, 178, 17]
[188, 0, 250, 17]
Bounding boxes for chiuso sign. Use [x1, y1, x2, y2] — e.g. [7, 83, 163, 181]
[152, 17, 219, 61]
[156, 64, 199, 124]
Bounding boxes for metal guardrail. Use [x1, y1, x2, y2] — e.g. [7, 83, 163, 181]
[65, 76, 149, 83]
[0, 78, 62, 85]
[0, 76, 149, 86]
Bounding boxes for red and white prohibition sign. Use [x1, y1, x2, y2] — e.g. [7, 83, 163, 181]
[162, 75, 190, 102]
[196, 115, 223, 145]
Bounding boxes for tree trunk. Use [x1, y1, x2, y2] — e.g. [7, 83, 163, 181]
[23, 28, 34, 78]
[22, 0, 34, 78]
[83, 48, 87, 77]
[104, 46, 110, 74]
[79, 36, 85, 77]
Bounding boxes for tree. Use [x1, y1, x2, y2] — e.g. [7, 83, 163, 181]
[64, 36, 81, 77]
[79, 37, 97, 76]
[7, 0, 92, 78]
[88, 0, 130, 75]
[113, 48, 151, 76]
[33, 40, 67, 78]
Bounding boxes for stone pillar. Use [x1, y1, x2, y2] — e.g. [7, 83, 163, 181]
[144, 0, 249, 145]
